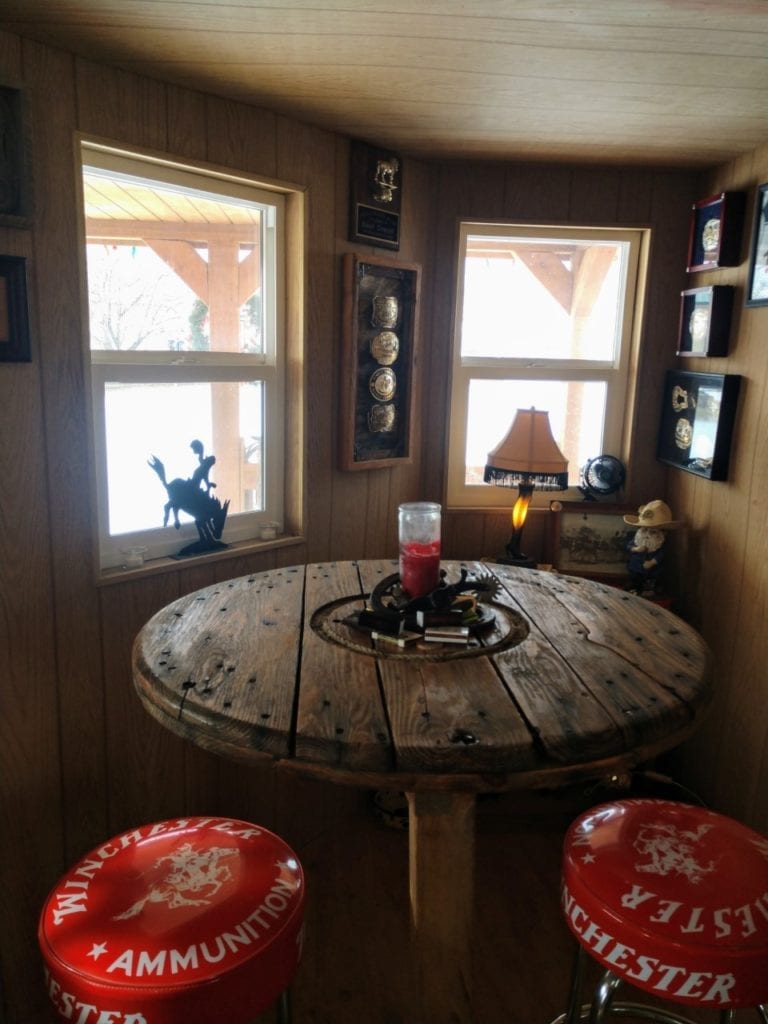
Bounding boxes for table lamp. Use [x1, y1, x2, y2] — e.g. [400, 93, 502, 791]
[484, 407, 568, 567]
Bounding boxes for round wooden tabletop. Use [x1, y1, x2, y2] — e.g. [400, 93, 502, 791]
[132, 559, 712, 793]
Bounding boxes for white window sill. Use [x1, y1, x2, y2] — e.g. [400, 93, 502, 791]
[97, 533, 305, 587]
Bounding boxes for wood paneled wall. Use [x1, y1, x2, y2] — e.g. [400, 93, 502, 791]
[0, 30, 435, 1023]
[10, 26, 768, 1024]
[665, 142, 768, 832]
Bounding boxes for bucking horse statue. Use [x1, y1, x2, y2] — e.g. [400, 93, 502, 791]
[148, 439, 230, 557]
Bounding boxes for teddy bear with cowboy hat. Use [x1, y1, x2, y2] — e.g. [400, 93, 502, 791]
[623, 499, 682, 595]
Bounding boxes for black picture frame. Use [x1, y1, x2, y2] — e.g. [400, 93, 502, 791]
[686, 191, 745, 272]
[745, 182, 768, 308]
[339, 253, 420, 470]
[348, 139, 402, 251]
[677, 285, 734, 357]
[657, 370, 741, 481]
[0, 83, 33, 227]
[0, 255, 31, 362]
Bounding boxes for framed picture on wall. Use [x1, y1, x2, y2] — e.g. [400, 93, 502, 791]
[546, 501, 635, 582]
[686, 191, 745, 272]
[677, 285, 734, 357]
[745, 182, 768, 308]
[339, 253, 421, 470]
[0, 84, 33, 226]
[348, 140, 402, 251]
[0, 255, 31, 362]
[657, 370, 741, 481]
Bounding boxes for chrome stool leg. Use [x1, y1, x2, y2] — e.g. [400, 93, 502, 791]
[588, 970, 622, 1023]
[276, 989, 291, 1024]
[563, 946, 587, 1024]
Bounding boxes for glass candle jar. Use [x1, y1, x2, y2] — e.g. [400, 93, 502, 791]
[398, 502, 441, 598]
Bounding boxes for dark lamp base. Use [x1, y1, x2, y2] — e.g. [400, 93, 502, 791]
[495, 553, 536, 568]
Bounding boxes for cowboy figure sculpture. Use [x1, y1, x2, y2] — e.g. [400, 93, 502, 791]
[623, 499, 682, 596]
[149, 439, 230, 557]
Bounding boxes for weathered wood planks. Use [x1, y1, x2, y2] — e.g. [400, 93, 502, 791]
[133, 560, 711, 785]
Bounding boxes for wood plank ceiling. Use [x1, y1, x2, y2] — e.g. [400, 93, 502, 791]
[1, 0, 768, 167]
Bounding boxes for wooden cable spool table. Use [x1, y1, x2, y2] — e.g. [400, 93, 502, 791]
[132, 559, 712, 1023]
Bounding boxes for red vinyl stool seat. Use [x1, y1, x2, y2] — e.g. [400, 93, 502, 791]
[552, 799, 768, 1024]
[38, 816, 305, 1024]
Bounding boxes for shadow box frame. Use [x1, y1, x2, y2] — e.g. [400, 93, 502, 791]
[0, 83, 33, 228]
[745, 182, 768, 308]
[546, 501, 635, 582]
[339, 253, 421, 471]
[0, 255, 31, 362]
[676, 285, 734, 357]
[657, 370, 741, 481]
[686, 191, 745, 273]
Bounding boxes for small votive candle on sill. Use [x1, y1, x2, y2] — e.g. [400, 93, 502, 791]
[398, 501, 441, 598]
[122, 546, 147, 568]
[259, 522, 279, 540]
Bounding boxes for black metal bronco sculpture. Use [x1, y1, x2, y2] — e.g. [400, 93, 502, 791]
[148, 439, 230, 557]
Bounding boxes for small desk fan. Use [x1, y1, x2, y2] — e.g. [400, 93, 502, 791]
[579, 454, 626, 500]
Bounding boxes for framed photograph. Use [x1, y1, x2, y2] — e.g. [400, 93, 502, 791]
[0, 255, 31, 362]
[686, 191, 745, 272]
[339, 253, 420, 470]
[745, 182, 768, 308]
[349, 139, 402, 251]
[657, 370, 741, 481]
[0, 84, 33, 226]
[676, 285, 734, 357]
[547, 501, 635, 581]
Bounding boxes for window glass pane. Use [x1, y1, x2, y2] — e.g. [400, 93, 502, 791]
[86, 243, 209, 352]
[104, 380, 264, 536]
[239, 244, 264, 355]
[461, 236, 627, 362]
[465, 379, 606, 486]
[83, 171, 264, 354]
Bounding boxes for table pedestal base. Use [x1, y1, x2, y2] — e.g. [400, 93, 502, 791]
[407, 791, 476, 1023]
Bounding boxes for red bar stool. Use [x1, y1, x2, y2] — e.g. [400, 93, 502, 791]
[38, 816, 305, 1024]
[552, 799, 768, 1024]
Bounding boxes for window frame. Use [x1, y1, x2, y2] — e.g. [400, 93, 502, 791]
[446, 221, 648, 509]
[78, 140, 297, 571]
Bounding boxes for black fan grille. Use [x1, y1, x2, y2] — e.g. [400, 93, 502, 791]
[582, 455, 625, 495]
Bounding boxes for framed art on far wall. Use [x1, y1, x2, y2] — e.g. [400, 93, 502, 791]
[0, 84, 33, 226]
[348, 139, 402, 251]
[339, 253, 420, 470]
[657, 370, 741, 481]
[745, 182, 768, 308]
[677, 285, 734, 357]
[686, 191, 745, 272]
[546, 501, 635, 582]
[0, 255, 31, 362]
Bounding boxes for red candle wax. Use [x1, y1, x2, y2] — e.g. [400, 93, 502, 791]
[399, 541, 441, 598]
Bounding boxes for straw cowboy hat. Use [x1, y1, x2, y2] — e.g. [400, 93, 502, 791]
[623, 499, 682, 529]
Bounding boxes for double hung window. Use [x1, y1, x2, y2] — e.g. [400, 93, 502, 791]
[447, 223, 647, 507]
[80, 142, 289, 569]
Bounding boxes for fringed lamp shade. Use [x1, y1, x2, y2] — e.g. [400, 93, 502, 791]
[484, 408, 568, 566]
